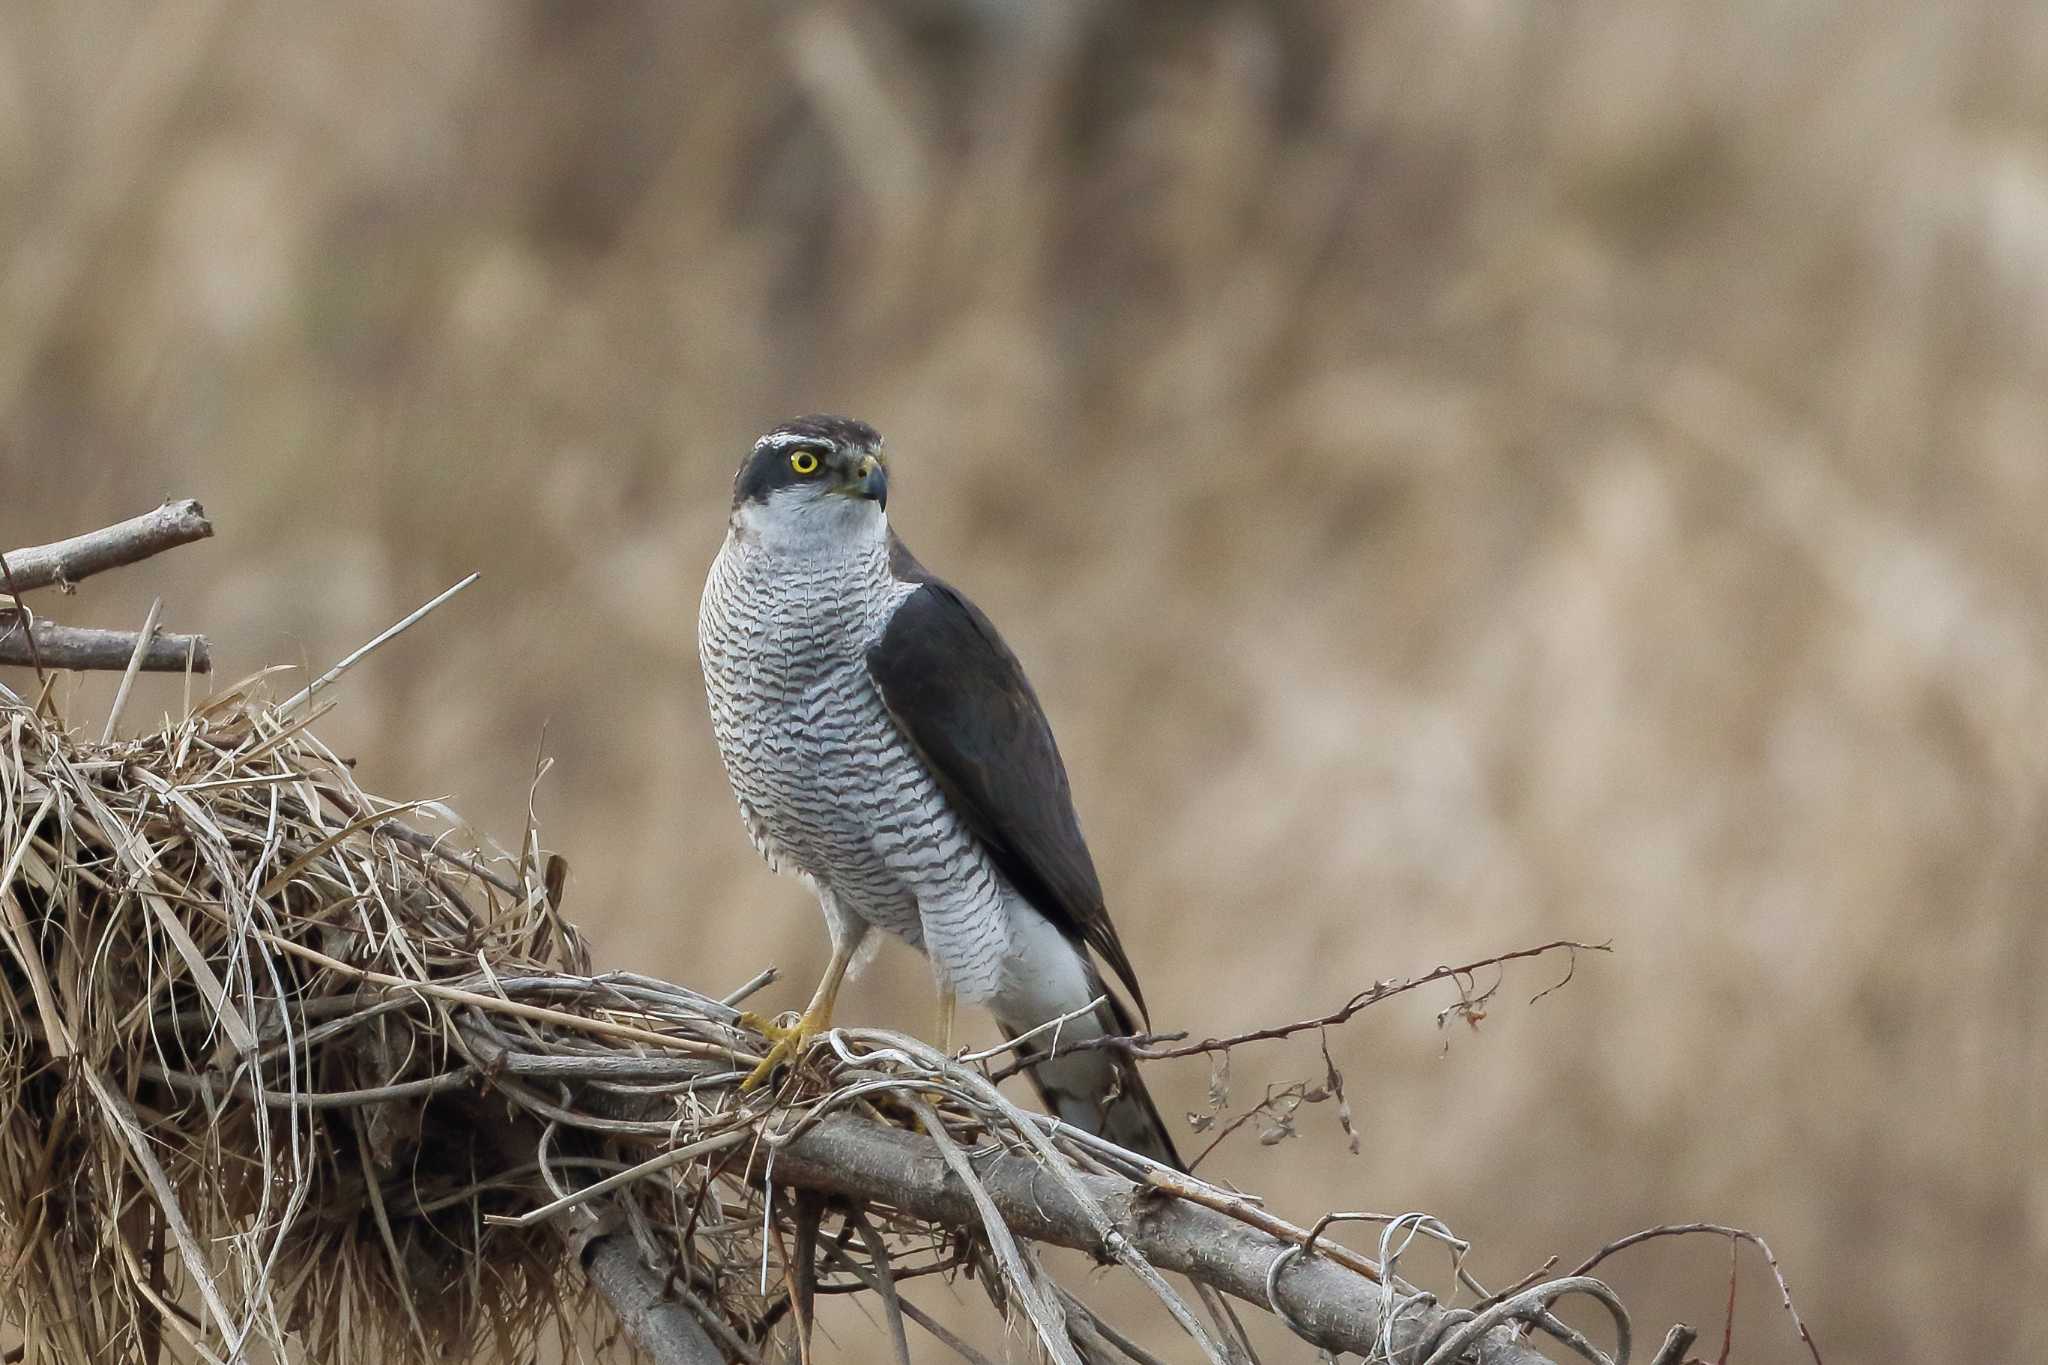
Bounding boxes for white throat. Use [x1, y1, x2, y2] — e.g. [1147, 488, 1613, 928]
[730, 492, 889, 565]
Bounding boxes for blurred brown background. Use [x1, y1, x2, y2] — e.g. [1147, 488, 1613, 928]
[3, 3, 2044, 1362]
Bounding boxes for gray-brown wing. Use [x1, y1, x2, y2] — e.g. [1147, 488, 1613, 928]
[865, 570, 1149, 1021]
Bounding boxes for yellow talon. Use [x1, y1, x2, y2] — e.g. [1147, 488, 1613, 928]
[736, 936, 857, 1091]
[738, 1008, 825, 1090]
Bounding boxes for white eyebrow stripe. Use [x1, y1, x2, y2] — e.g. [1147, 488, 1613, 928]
[755, 430, 827, 451]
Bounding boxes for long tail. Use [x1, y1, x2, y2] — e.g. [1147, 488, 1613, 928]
[990, 954, 1181, 1170]
[988, 929, 1259, 1360]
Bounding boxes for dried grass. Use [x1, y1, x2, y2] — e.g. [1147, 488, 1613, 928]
[0, 519, 1650, 1365]
[0, 670, 616, 1360]
[0, 668, 1291, 1365]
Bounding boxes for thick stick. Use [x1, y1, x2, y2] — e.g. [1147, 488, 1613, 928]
[0, 499, 213, 594]
[459, 1095, 731, 1365]
[766, 1113, 1555, 1365]
[0, 618, 212, 673]
[580, 1226, 728, 1365]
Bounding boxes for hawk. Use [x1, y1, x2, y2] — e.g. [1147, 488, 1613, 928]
[698, 415, 1179, 1167]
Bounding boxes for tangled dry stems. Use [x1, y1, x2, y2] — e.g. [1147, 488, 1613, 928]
[1, 672, 613, 1361]
[0, 664, 1614, 1364]
[0, 511, 1819, 1365]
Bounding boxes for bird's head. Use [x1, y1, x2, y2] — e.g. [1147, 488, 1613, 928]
[729, 415, 890, 547]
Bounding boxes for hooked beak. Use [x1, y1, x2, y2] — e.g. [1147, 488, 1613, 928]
[846, 454, 888, 508]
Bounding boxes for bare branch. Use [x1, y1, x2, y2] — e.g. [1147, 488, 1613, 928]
[0, 649, 1732, 1365]
[579, 1223, 727, 1365]
[1649, 1324, 1698, 1365]
[1567, 1223, 1821, 1365]
[0, 616, 212, 673]
[996, 940, 1610, 1076]
[0, 499, 213, 594]
[765, 1112, 1557, 1365]
[460, 1094, 733, 1365]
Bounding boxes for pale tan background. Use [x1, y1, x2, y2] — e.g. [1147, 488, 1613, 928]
[3, 4, 2044, 1362]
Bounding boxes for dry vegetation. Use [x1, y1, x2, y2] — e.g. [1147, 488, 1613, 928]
[3, 3, 2045, 1362]
[0, 520, 1624, 1365]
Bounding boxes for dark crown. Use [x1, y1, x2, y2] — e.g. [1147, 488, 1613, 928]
[755, 414, 882, 454]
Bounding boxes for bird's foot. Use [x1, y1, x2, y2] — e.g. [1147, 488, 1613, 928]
[737, 1007, 827, 1091]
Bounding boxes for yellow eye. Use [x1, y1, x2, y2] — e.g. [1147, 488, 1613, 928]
[789, 450, 820, 475]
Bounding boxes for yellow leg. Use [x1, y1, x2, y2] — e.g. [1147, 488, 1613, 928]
[912, 985, 961, 1118]
[740, 938, 855, 1090]
[936, 985, 957, 1057]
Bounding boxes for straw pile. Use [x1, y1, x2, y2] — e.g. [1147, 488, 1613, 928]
[0, 501, 792, 1361]
[0, 508, 1630, 1365]
[0, 668, 1231, 1365]
[0, 665, 676, 1360]
[0, 545, 1183, 1363]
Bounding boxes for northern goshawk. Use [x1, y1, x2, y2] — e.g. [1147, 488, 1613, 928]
[698, 415, 1178, 1167]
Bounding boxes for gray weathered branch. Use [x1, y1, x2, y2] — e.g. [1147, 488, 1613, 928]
[0, 618, 212, 673]
[579, 1225, 728, 1365]
[0, 499, 213, 594]
[461, 1093, 729, 1365]
[1, 500, 216, 673]
[766, 1113, 1560, 1365]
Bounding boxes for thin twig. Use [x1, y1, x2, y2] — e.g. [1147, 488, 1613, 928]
[203, 916, 751, 1062]
[820, 1240, 1001, 1365]
[277, 573, 479, 715]
[997, 940, 1610, 1073]
[1055, 1286, 1173, 1365]
[847, 1210, 914, 1365]
[486, 1131, 749, 1229]
[1140, 1167, 1383, 1284]
[101, 596, 162, 742]
[1419, 1277, 1630, 1365]
[0, 552, 44, 680]
[719, 966, 780, 1008]
[1566, 1223, 1821, 1365]
[140, 1062, 476, 1110]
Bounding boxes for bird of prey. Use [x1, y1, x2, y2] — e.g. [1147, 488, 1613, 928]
[698, 415, 1179, 1167]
